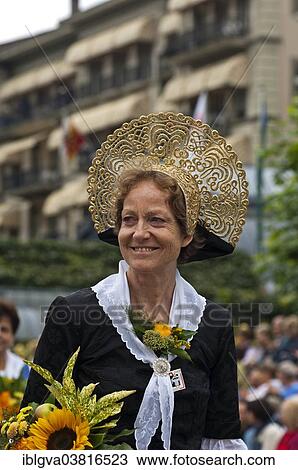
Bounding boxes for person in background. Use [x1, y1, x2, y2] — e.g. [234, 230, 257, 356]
[273, 316, 298, 364]
[0, 299, 29, 380]
[276, 396, 298, 450]
[242, 323, 273, 367]
[272, 315, 285, 349]
[245, 364, 281, 402]
[235, 324, 253, 361]
[239, 399, 250, 437]
[243, 399, 284, 450]
[276, 361, 298, 399]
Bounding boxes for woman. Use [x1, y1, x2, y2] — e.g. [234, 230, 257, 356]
[22, 113, 249, 449]
[0, 298, 29, 380]
[276, 396, 298, 449]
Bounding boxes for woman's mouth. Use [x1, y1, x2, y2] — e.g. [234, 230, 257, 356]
[130, 247, 159, 252]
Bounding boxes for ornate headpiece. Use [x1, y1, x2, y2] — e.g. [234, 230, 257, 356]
[88, 112, 249, 261]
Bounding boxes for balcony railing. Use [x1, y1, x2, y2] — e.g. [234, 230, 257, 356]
[77, 64, 151, 100]
[2, 170, 61, 192]
[0, 64, 151, 131]
[164, 18, 249, 56]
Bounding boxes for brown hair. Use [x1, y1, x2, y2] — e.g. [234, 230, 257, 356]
[113, 169, 205, 263]
[0, 298, 19, 334]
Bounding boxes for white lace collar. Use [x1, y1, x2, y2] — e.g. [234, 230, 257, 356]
[91, 260, 206, 449]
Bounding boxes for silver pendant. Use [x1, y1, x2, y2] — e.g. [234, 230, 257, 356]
[169, 368, 186, 392]
[152, 357, 171, 376]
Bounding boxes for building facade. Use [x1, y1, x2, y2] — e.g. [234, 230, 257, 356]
[0, 0, 297, 251]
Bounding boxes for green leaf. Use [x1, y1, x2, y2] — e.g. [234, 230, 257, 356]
[178, 330, 197, 340]
[101, 443, 133, 450]
[45, 394, 56, 405]
[170, 347, 192, 362]
[104, 428, 135, 443]
[89, 432, 106, 448]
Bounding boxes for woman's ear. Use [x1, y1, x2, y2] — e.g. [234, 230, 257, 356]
[181, 234, 193, 248]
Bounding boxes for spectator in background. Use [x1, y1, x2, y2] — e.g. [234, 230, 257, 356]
[277, 361, 298, 399]
[245, 364, 281, 402]
[276, 396, 298, 450]
[272, 315, 285, 349]
[235, 324, 254, 361]
[242, 323, 274, 367]
[0, 299, 29, 380]
[239, 399, 250, 437]
[243, 399, 284, 450]
[273, 316, 298, 364]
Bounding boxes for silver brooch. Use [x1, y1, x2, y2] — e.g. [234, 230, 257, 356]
[152, 357, 171, 376]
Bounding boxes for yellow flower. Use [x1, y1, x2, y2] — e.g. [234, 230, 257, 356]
[18, 421, 28, 436]
[26, 408, 91, 450]
[153, 323, 172, 337]
[7, 421, 19, 439]
[172, 327, 183, 334]
[1, 421, 11, 435]
[17, 406, 32, 421]
[11, 437, 31, 450]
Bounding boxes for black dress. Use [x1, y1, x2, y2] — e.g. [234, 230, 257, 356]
[22, 287, 241, 449]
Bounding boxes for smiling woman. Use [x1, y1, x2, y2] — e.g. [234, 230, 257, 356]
[22, 112, 249, 450]
[117, 176, 193, 322]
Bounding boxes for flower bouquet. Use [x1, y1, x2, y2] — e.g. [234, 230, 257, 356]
[0, 348, 135, 450]
[128, 308, 196, 362]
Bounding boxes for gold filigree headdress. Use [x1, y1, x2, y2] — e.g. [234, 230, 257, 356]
[88, 112, 249, 258]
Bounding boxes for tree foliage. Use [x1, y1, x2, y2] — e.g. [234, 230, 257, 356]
[258, 98, 298, 312]
[0, 238, 266, 317]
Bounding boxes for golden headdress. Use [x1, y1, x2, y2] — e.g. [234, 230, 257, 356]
[88, 112, 249, 262]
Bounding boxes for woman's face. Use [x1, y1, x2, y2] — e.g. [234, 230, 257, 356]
[118, 180, 192, 275]
[0, 315, 14, 354]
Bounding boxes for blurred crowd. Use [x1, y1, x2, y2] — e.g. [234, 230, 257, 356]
[1, 296, 298, 449]
[236, 316, 298, 450]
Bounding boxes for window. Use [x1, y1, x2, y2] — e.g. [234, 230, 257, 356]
[3, 164, 21, 190]
[207, 90, 229, 134]
[138, 44, 152, 81]
[233, 88, 247, 120]
[89, 59, 104, 95]
[113, 50, 128, 87]
[47, 216, 59, 239]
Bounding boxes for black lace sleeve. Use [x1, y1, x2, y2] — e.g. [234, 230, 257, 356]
[21, 296, 81, 406]
[203, 316, 241, 439]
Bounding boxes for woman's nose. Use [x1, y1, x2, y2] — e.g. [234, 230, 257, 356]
[132, 220, 150, 239]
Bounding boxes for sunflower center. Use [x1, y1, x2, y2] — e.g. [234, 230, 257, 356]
[47, 427, 76, 449]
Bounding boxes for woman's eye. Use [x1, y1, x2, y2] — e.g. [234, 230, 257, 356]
[122, 216, 136, 225]
[150, 217, 165, 225]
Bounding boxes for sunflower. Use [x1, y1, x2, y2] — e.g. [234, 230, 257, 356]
[154, 323, 172, 337]
[11, 437, 31, 450]
[26, 408, 91, 450]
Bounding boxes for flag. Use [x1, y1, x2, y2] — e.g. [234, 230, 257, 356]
[193, 91, 208, 122]
[62, 118, 85, 160]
